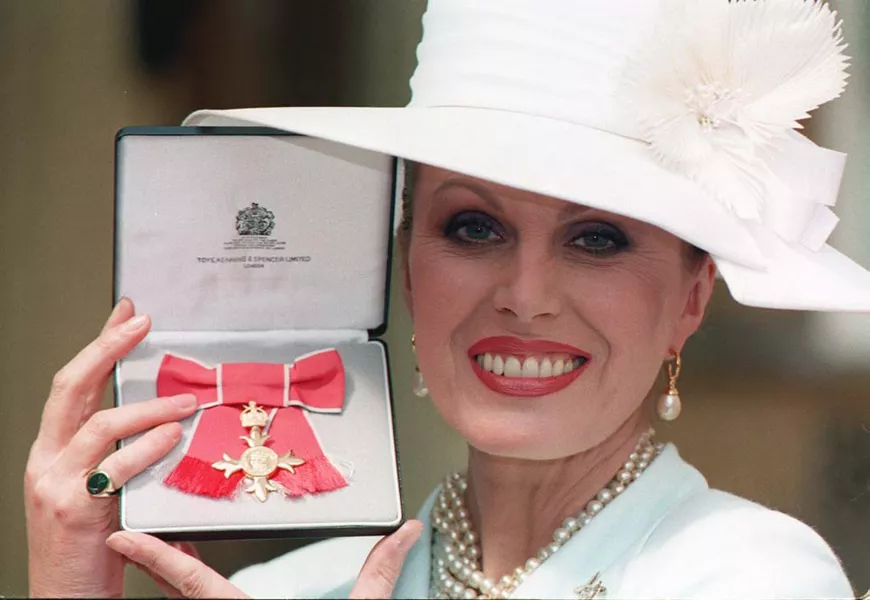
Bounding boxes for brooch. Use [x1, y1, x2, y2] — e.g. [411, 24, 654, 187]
[574, 572, 607, 600]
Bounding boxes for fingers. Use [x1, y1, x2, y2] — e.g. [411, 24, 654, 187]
[57, 394, 197, 474]
[101, 297, 135, 335]
[107, 532, 248, 599]
[39, 305, 152, 452]
[123, 542, 202, 599]
[87, 421, 183, 488]
[350, 520, 424, 600]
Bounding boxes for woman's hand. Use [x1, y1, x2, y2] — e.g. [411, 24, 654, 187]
[107, 520, 425, 599]
[25, 298, 199, 598]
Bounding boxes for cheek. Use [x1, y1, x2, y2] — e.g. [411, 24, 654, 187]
[408, 243, 494, 335]
[575, 267, 685, 415]
[406, 241, 494, 377]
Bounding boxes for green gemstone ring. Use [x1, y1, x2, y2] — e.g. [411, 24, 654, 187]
[86, 469, 119, 497]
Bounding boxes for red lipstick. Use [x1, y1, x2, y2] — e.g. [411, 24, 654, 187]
[467, 336, 591, 398]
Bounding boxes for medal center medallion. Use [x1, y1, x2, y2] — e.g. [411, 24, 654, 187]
[241, 446, 279, 478]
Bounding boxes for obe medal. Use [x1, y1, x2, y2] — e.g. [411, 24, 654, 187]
[211, 401, 306, 502]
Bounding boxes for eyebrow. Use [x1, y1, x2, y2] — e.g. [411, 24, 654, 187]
[435, 177, 595, 222]
[434, 178, 503, 212]
[558, 202, 593, 221]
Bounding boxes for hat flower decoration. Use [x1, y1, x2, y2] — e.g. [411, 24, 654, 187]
[624, 0, 849, 248]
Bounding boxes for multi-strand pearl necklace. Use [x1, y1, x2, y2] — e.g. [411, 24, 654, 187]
[430, 431, 664, 599]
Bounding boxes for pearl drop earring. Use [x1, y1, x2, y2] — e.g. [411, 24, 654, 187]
[656, 352, 682, 421]
[411, 334, 428, 397]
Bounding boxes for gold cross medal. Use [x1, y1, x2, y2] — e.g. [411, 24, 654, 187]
[211, 401, 305, 502]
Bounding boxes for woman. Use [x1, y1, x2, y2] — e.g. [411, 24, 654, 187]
[26, 0, 868, 598]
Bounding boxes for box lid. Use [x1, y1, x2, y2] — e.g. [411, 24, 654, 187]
[115, 127, 396, 335]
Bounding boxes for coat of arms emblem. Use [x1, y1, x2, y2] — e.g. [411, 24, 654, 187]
[236, 202, 276, 236]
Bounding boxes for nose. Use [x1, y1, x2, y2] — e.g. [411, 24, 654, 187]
[492, 242, 562, 323]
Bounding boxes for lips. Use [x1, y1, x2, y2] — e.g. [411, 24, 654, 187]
[467, 337, 591, 397]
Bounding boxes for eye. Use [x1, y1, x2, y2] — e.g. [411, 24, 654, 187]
[443, 211, 505, 244]
[567, 222, 629, 255]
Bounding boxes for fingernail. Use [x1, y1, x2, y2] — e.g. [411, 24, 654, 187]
[107, 533, 133, 556]
[172, 394, 197, 409]
[122, 314, 148, 332]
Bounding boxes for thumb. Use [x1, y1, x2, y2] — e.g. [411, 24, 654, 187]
[350, 520, 424, 599]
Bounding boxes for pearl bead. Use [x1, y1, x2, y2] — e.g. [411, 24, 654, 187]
[499, 575, 513, 587]
[537, 548, 550, 561]
[451, 559, 464, 572]
[513, 566, 525, 578]
[470, 571, 484, 586]
[548, 542, 562, 554]
[617, 470, 633, 483]
[450, 530, 460, 542]
[459, 566, 472, 581]
[525, 557, 541, 571]
[563, 517, 579, 532]
[553, 527, 570, 544]
[610, 482, 626, 495]
[638, 460, 649, 469]
[468, 545, 481, 559]
[657, 392, 681, 421]
[464, 531, 477, 545]
[587, 500, 604, 514]
[481, 578, 495, 593]
[623, 460, 635, 471]
[597, 489, 613, 503]
[463, 589, 478, 599]
[452, 581, 465, 596]
[581, 514, 593, 526]
[629, 452, 639, 461]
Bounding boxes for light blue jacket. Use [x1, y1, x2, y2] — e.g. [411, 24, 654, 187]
[231, 445, 854, 599]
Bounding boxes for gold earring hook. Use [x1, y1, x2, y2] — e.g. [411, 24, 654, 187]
[666, 352, 681, 393]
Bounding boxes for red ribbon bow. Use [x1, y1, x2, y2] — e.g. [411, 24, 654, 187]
[158, 349, 348, 499]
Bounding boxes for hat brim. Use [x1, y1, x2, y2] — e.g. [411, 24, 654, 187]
[185, 106, 870, 312]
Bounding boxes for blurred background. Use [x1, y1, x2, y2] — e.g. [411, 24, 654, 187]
[0, 0, 867, 596]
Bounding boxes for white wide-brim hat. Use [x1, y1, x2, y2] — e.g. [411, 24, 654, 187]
[185, 0, 870, 312]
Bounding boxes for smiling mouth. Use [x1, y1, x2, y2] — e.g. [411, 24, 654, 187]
[473, 353, 587, 379]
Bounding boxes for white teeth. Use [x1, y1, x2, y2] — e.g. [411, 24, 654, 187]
[474, 353, 585, 378]
[492, 355, 505, 375]
[503, 356, 522, 377]
[539, 358, 553, 377]
[521, 357, 539, 378]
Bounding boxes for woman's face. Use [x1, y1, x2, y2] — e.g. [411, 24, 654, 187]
[403, 166, 716, 460]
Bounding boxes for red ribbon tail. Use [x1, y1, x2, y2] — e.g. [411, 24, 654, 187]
[164, 456, 243, 498]
[274, 455, 348, 497]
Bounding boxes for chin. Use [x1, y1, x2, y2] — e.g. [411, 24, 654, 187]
[441, 403, 581, 461]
